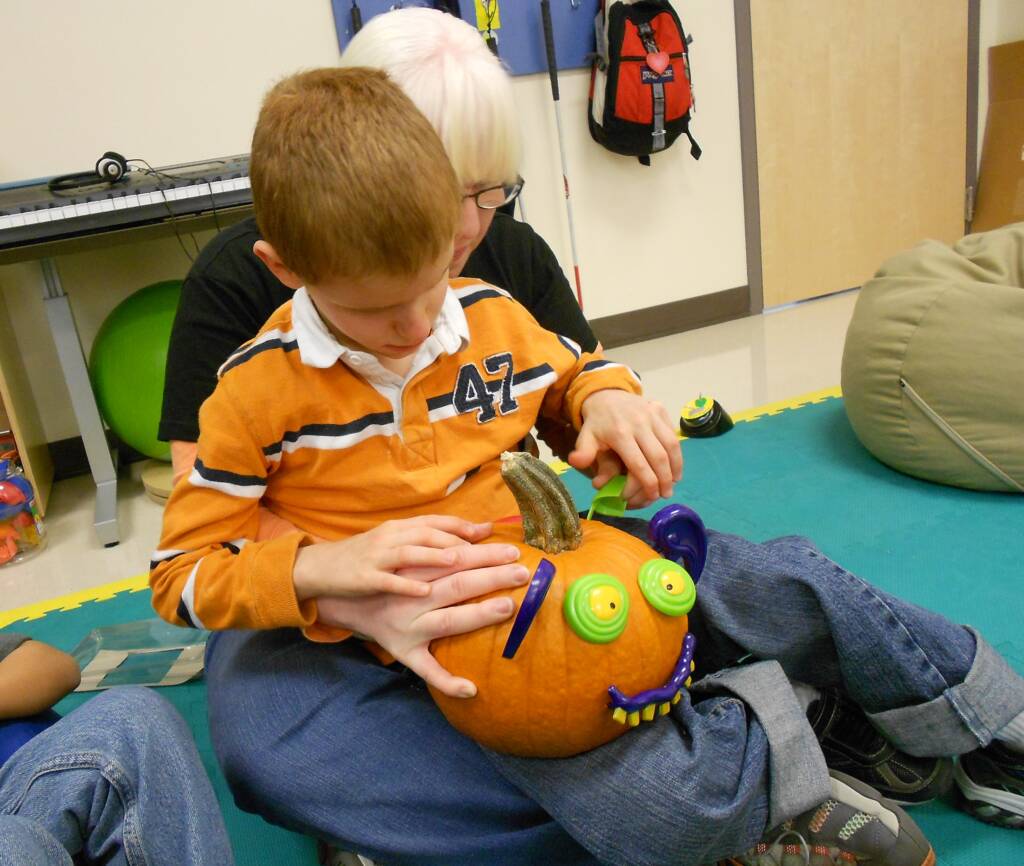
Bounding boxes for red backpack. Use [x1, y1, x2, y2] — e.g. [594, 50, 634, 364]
[589, 0, 701, 165]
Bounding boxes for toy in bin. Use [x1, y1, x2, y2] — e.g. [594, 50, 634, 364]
[0, 459, 46, 566]
[680, 395, 733, 438]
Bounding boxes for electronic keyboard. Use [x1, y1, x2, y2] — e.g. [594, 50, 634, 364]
[0, 154, 251, 252]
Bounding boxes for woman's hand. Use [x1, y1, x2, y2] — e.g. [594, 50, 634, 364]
[293, 515, 498, 601]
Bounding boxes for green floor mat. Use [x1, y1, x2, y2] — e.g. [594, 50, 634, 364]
[561, 395, 1023, 866]
[2, 395, 1021, 864]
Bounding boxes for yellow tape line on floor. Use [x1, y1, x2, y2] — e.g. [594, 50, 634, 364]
[729, 385, 842, 424]
[0, 573, 148, 629]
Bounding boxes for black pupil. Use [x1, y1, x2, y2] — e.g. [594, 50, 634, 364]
[610, 602, 616, 609]
[666, 583, 674, 591]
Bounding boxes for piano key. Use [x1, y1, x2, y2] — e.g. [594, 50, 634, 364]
[1, 154, 252, 250]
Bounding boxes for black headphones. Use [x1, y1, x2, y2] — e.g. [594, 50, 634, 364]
[48, 151, 130, 193]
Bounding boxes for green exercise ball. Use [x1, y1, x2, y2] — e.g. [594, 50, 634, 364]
[89, 280, 182, 462]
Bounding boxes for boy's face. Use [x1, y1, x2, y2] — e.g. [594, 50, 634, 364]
[306, 243, 454, 360]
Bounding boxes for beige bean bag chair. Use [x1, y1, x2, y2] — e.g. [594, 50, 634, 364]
[841, 222, 1024, 492]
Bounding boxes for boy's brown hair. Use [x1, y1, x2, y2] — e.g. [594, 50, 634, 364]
[250, 67, 462, 284]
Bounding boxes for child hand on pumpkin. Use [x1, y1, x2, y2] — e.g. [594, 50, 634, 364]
[313, 541, 531, 698]
[569, 390, 683, 508]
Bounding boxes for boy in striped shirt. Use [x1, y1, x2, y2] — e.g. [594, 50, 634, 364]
[150, 67, 682, 697]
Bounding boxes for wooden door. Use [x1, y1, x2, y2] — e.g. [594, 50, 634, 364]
[751, 0, 969, 307]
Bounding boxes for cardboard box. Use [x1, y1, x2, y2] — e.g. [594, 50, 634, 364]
[973, 40, 1024, 232]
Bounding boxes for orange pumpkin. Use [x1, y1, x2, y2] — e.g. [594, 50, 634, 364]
[430, 452, 697, 758]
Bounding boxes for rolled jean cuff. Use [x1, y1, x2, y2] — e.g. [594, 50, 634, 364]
[868, 628, 1024, 756]
[692, 659, 830, 825]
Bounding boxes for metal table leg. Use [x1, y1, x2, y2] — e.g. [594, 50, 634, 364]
[40, 257, 120, 547]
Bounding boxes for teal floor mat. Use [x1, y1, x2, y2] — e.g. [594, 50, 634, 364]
[562, 395, 1024, 865]
[3, 395, 1021, 864]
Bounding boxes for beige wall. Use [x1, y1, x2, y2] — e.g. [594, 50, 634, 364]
[978, 0, 1024, 170]
[0, 0, 746, 443]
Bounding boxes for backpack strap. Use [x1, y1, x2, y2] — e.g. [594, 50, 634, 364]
[636, 21, 667, 154]
[684, 127, 702, 160]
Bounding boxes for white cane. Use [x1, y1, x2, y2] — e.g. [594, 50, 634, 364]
[540, 0, 584, 307]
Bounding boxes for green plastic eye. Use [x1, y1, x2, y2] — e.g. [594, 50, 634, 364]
[563, 573, 630, 643]
[638, 558, 696, 617]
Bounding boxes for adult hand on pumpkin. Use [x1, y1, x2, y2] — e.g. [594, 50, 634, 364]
[569, 390, 683, 508]
[313, 539, 531, 699]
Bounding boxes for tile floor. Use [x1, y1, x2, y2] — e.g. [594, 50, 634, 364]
[0, 289, 860, 612]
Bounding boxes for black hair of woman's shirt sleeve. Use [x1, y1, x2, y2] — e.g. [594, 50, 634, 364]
[158, 218, 293, 443]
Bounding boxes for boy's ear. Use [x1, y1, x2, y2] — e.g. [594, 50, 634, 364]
[253, 240, 304, 290]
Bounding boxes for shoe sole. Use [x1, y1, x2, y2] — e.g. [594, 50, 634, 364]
[883, 757, 955, 807]
[829, 771, 936, 866]
[954, 763, 1024, 830]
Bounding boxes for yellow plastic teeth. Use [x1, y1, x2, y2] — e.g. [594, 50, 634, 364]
[671, 690, 682, 704]
[612, 698, 679, 726]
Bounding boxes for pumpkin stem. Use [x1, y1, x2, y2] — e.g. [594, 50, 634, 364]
[500, 452, 582, 553]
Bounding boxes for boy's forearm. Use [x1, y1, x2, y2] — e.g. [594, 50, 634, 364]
[0, 641, 81, 718]
[156, 394, 317, 631]
[150, 530, 317, 631]
[547, 351, 643, 431]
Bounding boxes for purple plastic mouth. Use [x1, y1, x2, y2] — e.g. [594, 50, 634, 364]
[607, 632, 697, 713]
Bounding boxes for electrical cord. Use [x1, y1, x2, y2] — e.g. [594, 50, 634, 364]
[127, 157, 229, 263]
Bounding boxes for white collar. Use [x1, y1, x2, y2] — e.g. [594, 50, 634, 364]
[290, 285, 470, 371]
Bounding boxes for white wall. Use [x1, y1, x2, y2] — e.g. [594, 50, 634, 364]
[0, 0, 746, 442]
[978, 0, 1024, 170]
[511, 1, 747, 319]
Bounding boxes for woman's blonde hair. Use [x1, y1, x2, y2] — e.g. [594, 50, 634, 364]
[339, 7, 522, 187]
[250, 67, 461, 284]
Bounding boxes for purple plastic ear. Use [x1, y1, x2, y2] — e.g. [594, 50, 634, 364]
[648, 504, 708, 582]
[502, 558, 556, 659]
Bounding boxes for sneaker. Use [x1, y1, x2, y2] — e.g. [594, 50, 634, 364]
[714, 771, 936, 866]
[808, 689, 953, 805]
[954, 741, 1024, 829]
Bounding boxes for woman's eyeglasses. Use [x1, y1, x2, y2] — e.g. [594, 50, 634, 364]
[465, 177, 525, 210]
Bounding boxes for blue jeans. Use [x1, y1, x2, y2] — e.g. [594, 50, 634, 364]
[0, 687, 234, 866]
[204, 530, 1024, 866]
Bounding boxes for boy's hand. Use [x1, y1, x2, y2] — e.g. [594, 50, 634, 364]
[569, 390, 682, 508]
[315, 541, 530, 698]
[293, 515, 496, 602]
